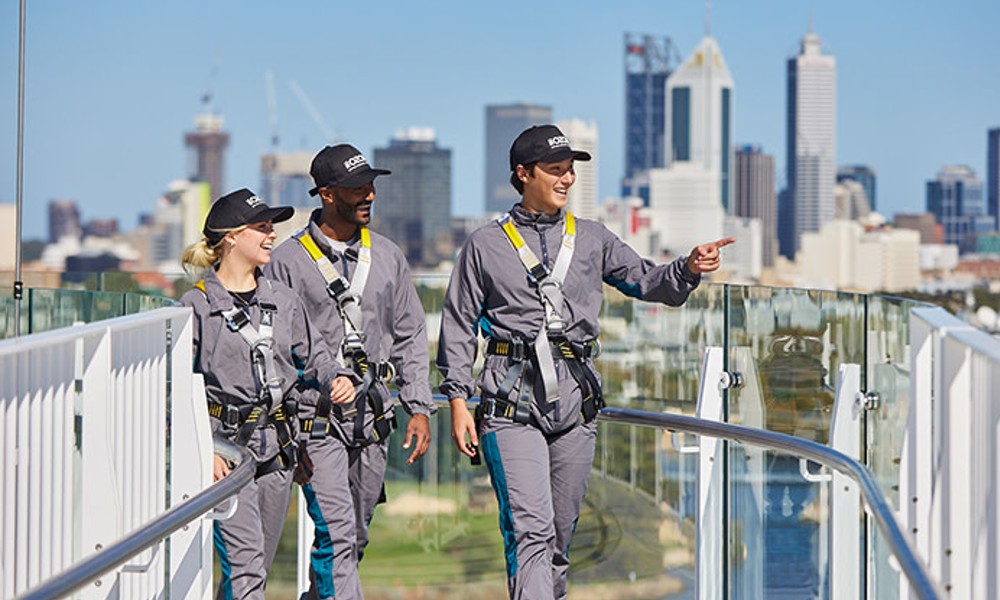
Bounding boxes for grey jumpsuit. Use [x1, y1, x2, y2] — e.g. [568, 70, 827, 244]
[437, 205, 700, 600]
[266, 210, 436, 600]
[181, 269, 349, 600]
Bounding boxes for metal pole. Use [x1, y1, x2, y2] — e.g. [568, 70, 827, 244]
[13, 0, 27, 337]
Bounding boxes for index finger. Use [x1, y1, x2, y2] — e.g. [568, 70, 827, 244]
[710, 237, 736, 249]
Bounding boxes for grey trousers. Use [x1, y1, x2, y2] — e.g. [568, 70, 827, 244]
[213, 464, 293, 600]
[479, 418, 597, 600]
[300, 435, 389, 600]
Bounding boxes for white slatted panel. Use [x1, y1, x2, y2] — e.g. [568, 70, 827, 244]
[0, 306, 212, 599]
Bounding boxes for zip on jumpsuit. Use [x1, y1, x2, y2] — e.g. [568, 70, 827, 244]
[437, 204, 701, 600]
[265, 209, 436, 600]
[181, 268, 353, 600]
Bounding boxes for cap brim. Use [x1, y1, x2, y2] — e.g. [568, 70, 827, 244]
[526, 148, 592, 166]
[308, 168, 392, 196]
[250, 205, 295, 224]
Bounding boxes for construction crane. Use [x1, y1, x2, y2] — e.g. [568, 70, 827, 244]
[265, 70, 280, 149]
[288, 79, 337, 143]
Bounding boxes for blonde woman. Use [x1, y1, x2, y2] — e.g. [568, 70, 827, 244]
[180, 188, 356, 600]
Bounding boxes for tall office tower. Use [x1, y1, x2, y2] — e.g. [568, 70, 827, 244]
[648, 35, 732, 257]
[623, 33, 680, 199]
[926, 165, 993, 253]
[184, 112, 230, 201]
[988, 128, 999, 224]
[485, 103, 552, 214]
[260, 152, 314, 208]
[373, 128, 452, 267]
[556, 118, 599, 219]
[787, 28, 836, 256]
[734, 145, 777, 267]
[837, 165, 877, 212]
[664, 35, 734, 211]
[48, 199, 82, 243]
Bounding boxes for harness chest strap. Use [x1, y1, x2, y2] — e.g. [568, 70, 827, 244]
[295, 228, 371, 365]
[295, 228, 396, 443]
[497, 211, 576, 405]
[194, 280, 295, 465]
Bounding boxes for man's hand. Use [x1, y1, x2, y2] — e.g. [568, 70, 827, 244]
[402, 414, 431, 465]
[330, 375, 356, 404]
[450, 399, 478, 458]
[294, 443, 315, 486]
[687, 237, 736, 275]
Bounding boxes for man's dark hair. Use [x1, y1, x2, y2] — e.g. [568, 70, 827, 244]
[509, 163, 537, 195]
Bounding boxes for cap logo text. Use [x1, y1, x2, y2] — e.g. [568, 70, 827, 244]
[244, 195, 264, 208]
[344, 154, 368, 171]
[547, 136, 569, 149]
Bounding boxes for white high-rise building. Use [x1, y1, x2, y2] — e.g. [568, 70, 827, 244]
[556, 118, 598, 220]
[664, 35, 734, 211]
[798, 221, 919, 292]
[649, 35, 733, 256]
[648, 163, 724, 256]
[786, 29, 836, 256]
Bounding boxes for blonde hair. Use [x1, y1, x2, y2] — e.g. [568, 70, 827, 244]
[180, 224, 248, 276]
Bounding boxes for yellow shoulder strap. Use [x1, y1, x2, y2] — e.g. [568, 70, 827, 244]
[296, 232, 325, 261]
[194, 279, 206, 294]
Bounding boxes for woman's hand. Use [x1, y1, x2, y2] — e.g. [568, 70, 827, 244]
[213, 453, 230, 482]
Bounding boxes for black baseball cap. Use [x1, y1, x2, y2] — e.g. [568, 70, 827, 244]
[203, 188, 294, 245]
[308, 144, 391, 196]
[508, 124, 592, 171]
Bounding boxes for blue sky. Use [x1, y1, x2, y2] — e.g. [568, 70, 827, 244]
[1, 0, 998, 240]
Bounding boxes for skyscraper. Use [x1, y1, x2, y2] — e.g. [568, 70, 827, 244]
[48, 199, 81, 244]
[556, 118, 599, 220]
[664, 35, 734, 211]
[374, 128, 452, 267]
[786, 29, 836, 257]
[837, 165, 877, 212]
[734, 145, 777, 267]
[926, 165, 992, 253]
[485, 103, 552, 214]
[988, 128, 999, 224]
[184, 113, 230, 201]
[647, 35, 732, 257]
[260, 151, 314, 208]
[623, 33, 679, 199]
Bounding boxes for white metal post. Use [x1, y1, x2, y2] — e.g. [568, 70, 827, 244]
[828, 363, 862, 599]
[696, 346, 725, 599]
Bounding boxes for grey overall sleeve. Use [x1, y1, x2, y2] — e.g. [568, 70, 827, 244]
[437, 240, 486, 401]
[599, 224, 702, 306]
[389, 258, 436, 416]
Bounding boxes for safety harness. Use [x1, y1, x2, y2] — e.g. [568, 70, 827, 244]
[295, 228, 396, 444]
[195, 279, 297, 471]
[482, 211, 604, 425]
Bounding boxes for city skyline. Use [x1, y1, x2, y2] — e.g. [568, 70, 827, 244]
[1, 0, 998, 241]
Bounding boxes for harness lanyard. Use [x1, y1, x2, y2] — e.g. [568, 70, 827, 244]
[221, 301, 284, 410]
[497, 211, 576, 405]
[295, 228, 372, 368]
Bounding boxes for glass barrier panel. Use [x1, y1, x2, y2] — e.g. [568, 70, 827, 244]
[268, 404, 699, 598]
[728, 442, 842, 600]
[866, 295, 923, 600]
[727, 286, 866, 445]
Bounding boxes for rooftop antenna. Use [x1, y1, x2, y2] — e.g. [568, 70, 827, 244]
[705, 0, 712, 37]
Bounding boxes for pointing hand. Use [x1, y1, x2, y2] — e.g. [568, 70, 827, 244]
[687, 237, 736, 275]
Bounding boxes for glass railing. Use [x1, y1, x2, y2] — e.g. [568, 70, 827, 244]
[7, 272, 936, 597]
[0, 270, 183, 338]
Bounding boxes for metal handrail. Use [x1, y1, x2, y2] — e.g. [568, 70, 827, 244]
[598, 406, 944, 600]
[16, 438, 255, 600]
